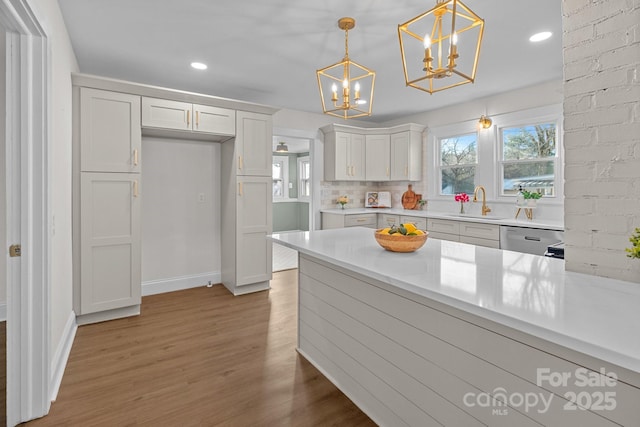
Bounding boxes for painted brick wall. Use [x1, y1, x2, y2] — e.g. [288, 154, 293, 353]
[563, 0, 640, 282]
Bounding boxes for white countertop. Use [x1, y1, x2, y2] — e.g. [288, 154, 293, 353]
[320, 207, 564, 230]
[271, 227, 640, 376]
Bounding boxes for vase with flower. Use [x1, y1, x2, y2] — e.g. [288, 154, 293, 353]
[454, 192, 469, 214]
[337, 195, 348, 209]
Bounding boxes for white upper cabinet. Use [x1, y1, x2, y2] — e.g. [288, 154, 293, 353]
[80, 88, 141, 173]
[325, 131, 365, 181]
[236, 111, 272, 176]
[141, 97, 235, 136]
[322, 123, 424, 182]
[390, 129, 422, 181]
[365, 134, 390, 181]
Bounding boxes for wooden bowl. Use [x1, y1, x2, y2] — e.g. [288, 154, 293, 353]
[374, 229, 428, 253]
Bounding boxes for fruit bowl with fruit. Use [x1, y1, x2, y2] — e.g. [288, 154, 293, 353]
[374, 223, 428, 253]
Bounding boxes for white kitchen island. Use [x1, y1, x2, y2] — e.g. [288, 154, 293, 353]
[270, 227, 640, 427]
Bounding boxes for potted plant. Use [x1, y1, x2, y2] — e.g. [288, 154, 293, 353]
[454, 193, 469, 214]
[522, 190, 542, 207]
[626, 228, 640, 259]
[417, 199, 427, 210]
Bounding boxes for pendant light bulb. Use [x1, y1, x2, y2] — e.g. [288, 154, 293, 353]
[423, 35, 432, 49]
[343, 78, 349, 88]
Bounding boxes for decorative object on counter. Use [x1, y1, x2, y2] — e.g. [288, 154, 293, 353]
[417, 199, 428, 210]
[515, 185, 526, 207]
[365, 191, 391, 208]
[401, 184, 418, 209]
[522, 189, 542, 207]
[454, 192, 469, 214]
[626, 228, 640, 259]
[375, 223, 428, 252]
[316, 17, 375, 120]
[515, 206, 535, 220]
[337, 195, 349, 209]
[397, 0, 484, 94]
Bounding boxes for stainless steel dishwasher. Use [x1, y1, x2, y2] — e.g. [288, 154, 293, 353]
[499, 226, 564, 255]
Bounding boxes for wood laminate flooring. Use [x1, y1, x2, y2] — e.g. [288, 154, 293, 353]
[23, 270, 375, 427]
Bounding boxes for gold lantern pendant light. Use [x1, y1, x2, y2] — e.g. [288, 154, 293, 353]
[398, 0, 484, 94]
[317, 17, 376, 119]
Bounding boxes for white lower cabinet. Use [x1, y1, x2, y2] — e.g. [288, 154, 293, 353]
[80, 173, 141, 314]
[322, 213, 377, 230]
[427, 218, 500, 248]
[236, 176, 272, 286]
[378, 214, 400, 228]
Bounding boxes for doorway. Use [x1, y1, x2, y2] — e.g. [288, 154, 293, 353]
[271, 132, 313, 272]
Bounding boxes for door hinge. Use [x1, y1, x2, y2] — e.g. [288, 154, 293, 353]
[9, 244, 21, 257]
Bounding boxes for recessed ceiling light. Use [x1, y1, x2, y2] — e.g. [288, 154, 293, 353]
[529, 32, 552, 42]
[190, 62, 208, 70]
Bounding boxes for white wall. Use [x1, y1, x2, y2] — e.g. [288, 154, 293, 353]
[0, 28, 6, 316]
[28, 0, 79, 365]
[562, 0, 640, 282]
[141, 137, 221, 287]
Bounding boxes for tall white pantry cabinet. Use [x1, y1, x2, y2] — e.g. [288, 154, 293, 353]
[72, 74, 277, 324]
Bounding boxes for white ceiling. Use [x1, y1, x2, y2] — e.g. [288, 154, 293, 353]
[57, 0, 563, 123]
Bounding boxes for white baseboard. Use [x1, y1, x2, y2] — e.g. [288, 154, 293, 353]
[50, 311, 77, 402]
[142, 271, 221, 296]
[0, 302, 6, 321]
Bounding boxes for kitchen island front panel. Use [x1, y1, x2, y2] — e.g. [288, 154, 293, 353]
[272, 228, 640, 426]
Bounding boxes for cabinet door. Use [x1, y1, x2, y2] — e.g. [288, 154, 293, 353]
[193, 104, 236, 135]
[332, 132, 351, 180]
[349, 133, 366, 180]
[237, 176, 272, 286]
[378, 214, 400, 228]
[390, 132, 410, 180]
[141, 97, 192, 130]
[365, 134, 390, 181]
[80, 88, 141, 173]
[400, 215, 427, 231]
[80, 173, 141, 314]
[236, 111, 272, 176]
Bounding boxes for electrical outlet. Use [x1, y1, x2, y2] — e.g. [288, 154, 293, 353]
[198, 193, 205, 203]
[288, 182, 293, 189]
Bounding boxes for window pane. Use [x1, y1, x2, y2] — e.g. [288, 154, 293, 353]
[503, 161, 555, 196]
[441, 134, 477, 166]
[441, 166, 476, 195]
[272, 162, 282, 179]
[502, 124, 556, 160]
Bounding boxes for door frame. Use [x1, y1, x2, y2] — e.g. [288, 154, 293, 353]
[1, 1, 51, 425]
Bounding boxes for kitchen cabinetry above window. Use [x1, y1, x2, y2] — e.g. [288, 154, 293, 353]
[322, 123, 424, 182]
[141, 97, 235, 138]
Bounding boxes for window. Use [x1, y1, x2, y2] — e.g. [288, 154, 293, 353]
[500, 123, 557, 196]
[439, 133, 477, 195]
[298, 156, 310, 200]
[272, 156, 289, 199]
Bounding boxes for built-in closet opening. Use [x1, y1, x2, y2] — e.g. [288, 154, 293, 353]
[140, 136, 222, 296]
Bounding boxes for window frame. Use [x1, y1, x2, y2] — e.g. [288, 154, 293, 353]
[272, 155, 289, 200]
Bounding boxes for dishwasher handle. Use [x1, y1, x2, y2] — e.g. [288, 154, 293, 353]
[524, 236, 541, 241]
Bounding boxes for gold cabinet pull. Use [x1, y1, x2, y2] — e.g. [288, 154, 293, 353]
[133, 149, 139, 166]
[133, 180, 139, 197]
[238, 182, 243, 196]
[186, 109, 190, 127]
[386, 167, 389, 177]
[238, 156, 243, 170]
[196, 110, 199, 127]
[405, 165, 408, 176]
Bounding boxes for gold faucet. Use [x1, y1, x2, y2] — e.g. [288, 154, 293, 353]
[473, 185, 492, 216]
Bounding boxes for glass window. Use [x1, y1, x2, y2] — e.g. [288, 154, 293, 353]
[439, 133, 477, 195]
[500, 123, 556, 196]
[272, 156, 288, 199]
[298, 156, 310, 200]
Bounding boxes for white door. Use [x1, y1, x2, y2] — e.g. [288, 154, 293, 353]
[365, 134, 390, 181]
[81, 88, 141, 173]
[80, 173, 141, 314]
[236, 111, 272, 176]
[237, 176, 272, 286]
